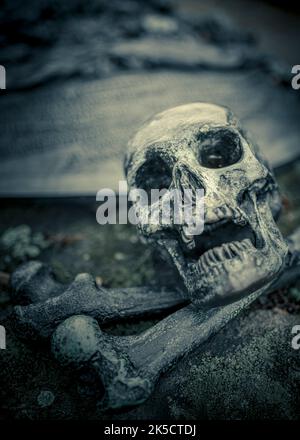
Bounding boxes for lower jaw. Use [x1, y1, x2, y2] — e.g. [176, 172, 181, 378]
[189, 274, 271, 309]
[198, 275, 273, 309]
[192, 238, 273, 273]
[185, 245, 280, 308]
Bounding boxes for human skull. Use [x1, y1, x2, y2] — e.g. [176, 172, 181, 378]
[125, 103, 288, 308]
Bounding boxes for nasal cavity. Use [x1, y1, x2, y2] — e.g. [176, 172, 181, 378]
[174, 165, 206, 196]
[198, 130, 243, 169]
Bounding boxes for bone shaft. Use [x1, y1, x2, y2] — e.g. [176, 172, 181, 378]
[11, 261, 185, 313]
[127, 286, 267, 380]
[14, 286, 185, 340]
[106, 287, 186, 319]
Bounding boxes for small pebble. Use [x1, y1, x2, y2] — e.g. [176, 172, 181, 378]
[290, 287, 300, 302]
[114, 252, 126, 261]
[95, 276, 103, 287]
[37, 390, 55, 408]
[130, 235, 139, 244]
[143, 14, 178, 34]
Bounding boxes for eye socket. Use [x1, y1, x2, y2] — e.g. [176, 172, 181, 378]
[198, 130, 243, 169]
[135, 156, 172, 197]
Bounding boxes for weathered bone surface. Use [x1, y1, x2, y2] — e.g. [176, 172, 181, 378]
[12, 263, 185, 341]
[11, 261, 65, 305]
[12, 226, 300, 341]
[125, 102, 288, 308]
[51, 283, 271, 410]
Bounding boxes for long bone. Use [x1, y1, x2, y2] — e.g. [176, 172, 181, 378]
[51, 283, 273, 411]
[12, 226, 300, 341]
[12, 268, 185, 341]
[11, 260, 184, 309]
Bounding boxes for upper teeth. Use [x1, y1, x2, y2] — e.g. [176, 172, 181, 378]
[180, 205, 252, 254]
[205, 205, 248, 230]
[181, 204, 250, 252]
[204, 218, 228, 233]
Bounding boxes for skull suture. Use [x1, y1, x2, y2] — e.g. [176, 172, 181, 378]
[125, 103, 288, 308]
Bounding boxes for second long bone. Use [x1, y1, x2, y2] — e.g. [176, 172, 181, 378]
[51, 282, 274, 411]
[13, 226, 300, 341]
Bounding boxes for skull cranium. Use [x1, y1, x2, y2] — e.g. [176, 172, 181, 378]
[125, 103, 288, 308]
